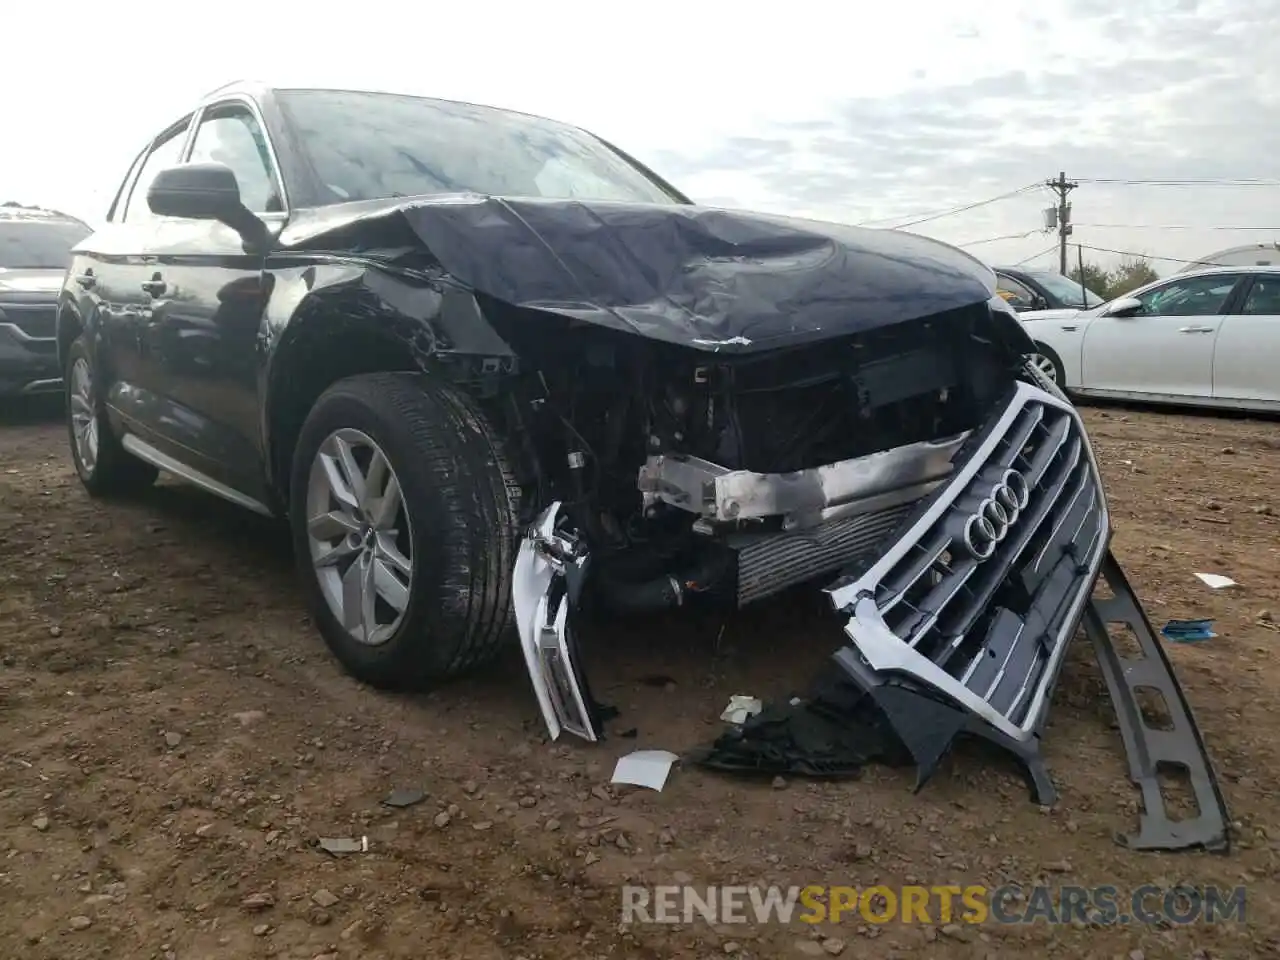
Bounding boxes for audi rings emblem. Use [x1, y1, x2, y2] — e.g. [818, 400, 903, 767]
[961, 469, 1032, 560]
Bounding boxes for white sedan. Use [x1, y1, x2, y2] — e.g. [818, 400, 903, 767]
[1018, 265, 1280, 412]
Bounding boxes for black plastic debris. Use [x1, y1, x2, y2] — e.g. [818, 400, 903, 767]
[690, 675, 911, 779]
[382, 788, 427, 809]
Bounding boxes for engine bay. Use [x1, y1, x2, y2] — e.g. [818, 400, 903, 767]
[482, 300, 1027, 614]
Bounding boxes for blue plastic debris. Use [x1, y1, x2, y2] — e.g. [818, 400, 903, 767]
[1160, 619, 1217, 643]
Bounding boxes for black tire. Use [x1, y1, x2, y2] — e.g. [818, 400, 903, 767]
[1030, 341, 1067, 388]
[289, 372, 520, 689]
[65, 335, 158, 496]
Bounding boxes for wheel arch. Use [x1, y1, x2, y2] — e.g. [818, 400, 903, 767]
[260, 265, 522, 514]
[55, 296, 86, 371]
[263, 296, 432, 511]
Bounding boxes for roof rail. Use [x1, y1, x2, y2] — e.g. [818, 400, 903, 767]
[201, 79, 267, 98]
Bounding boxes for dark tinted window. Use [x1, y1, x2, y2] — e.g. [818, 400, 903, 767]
[0, 219, 91, 269]
[1241, 276, 1280, 315]
[275, 89, 681, 207]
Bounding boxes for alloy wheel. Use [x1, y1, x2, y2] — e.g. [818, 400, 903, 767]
[1029, 353, 1058, 382]
[305, 428, 414, 646]
[69, 357, 99, 474]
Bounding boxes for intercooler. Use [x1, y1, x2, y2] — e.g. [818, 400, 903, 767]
[728, 504, 915, 607]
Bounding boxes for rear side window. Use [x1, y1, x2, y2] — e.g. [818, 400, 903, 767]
[121, 125, 189, 223]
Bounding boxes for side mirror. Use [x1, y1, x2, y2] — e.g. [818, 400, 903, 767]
[147, 162, 268, 249]
[1104, 297, 1143, 318]
[1031, 295, 1049, 311]
[148, 162, 242, 220]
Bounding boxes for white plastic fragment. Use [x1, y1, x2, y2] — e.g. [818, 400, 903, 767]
[610, 750, 680, 792]
[1195, 573, 1238, 590]
[720, 695, 763, 725]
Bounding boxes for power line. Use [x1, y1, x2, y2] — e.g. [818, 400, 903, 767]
[857, 183, 1040, 229]
[958, 230, 1045, 248]
[1074, 243, 1219, 266]
[1076, 222, 1280, 231]
[1013, 245, 1059, 266]
[1076, 178, 1280, 187]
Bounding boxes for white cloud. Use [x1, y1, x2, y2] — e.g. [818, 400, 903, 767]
[3, 0, 1276, 274]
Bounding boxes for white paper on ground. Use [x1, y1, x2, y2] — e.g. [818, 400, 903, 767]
[720, 695, 763, 724]
[611, 750, 680, 791]
[1195, 573, 1238, 589]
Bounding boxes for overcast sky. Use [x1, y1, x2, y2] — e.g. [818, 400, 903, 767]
[5, 0, 1278, 273]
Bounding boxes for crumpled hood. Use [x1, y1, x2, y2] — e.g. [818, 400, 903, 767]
[282, 196, 1009, 354]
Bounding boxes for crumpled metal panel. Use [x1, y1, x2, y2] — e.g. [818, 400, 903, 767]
[276, 196, 1034, 355]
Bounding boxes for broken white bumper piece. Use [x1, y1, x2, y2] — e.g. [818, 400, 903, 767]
[512, 501, 599, 742]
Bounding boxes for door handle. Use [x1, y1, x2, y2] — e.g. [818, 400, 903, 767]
[1178, 325, 1215, 333]
[140, 279, 167, 297]
[74, 271, 96, 290]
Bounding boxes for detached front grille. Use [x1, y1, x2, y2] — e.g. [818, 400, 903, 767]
[1, 303, 57, 339]
[828, 381, 1108, 739]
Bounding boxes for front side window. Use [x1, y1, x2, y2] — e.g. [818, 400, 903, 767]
[188, 105, 284, 213]
[996, 274, 1035, 308]
[122, 124, 189, 223]
[1240, 277, 1280, 315]
[274, 88, 683, 207]
[1135, 275, 1239, 317]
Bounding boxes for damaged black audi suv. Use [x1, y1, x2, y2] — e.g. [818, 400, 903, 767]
[55, 83, 1226, 849]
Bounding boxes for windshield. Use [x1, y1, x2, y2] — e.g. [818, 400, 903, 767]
[0, 220, 90, 269]
[275, 89, 683, 207]
[1028, 270, 1104, 308]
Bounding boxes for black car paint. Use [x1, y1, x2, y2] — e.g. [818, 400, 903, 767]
[57, 82, 1029, 512]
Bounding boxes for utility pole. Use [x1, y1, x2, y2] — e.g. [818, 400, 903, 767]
[1045, 171, 1078, 274]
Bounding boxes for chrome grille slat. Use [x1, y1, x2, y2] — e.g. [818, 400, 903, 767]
[912, 434, 1084, 665]
[833, 383, 1107, 734]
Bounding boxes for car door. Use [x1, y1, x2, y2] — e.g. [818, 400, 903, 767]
[136, 97, 288, 507]
[1213, 273, 1280, 406]
[80, 117, 193, 425]
[1079, 273, 1244, 399]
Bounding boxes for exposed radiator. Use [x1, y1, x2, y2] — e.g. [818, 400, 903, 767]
[731, 505, 914, 607]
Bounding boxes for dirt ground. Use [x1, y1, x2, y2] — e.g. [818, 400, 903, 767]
[2, 396, 1278, 960]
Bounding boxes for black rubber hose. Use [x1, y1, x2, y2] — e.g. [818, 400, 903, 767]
[592, 549, 733, 616]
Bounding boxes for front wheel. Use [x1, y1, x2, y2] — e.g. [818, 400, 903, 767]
[289, 372, 521, 690]
[1028, 342, 1067, 387]
[65, 336, 158, 496]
